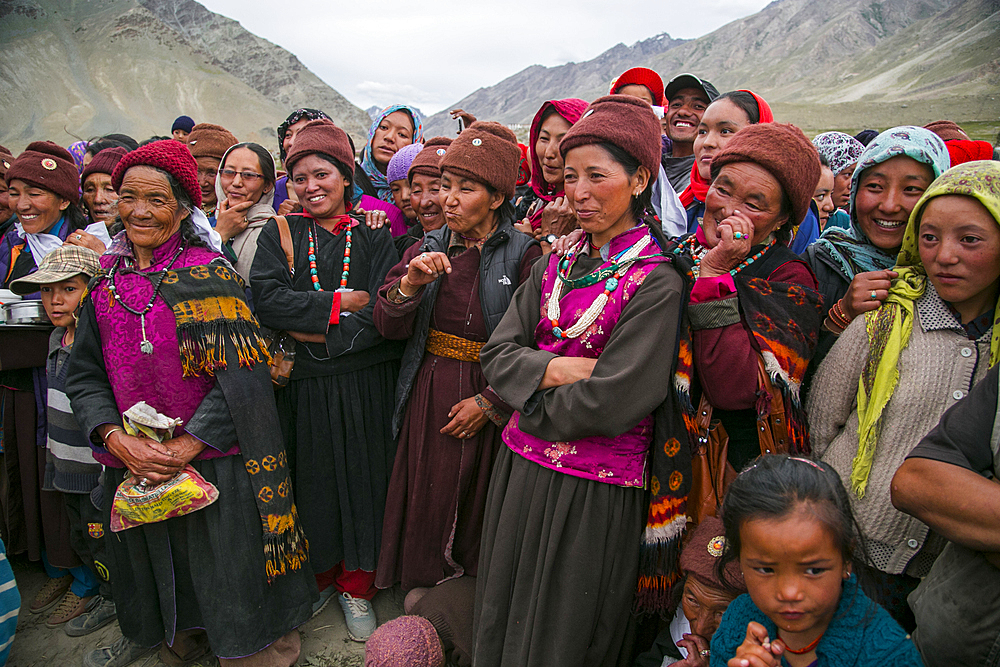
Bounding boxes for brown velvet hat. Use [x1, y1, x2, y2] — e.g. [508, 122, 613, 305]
[6, 141, 81, 205]
[187, 123, 238, 160]
[440, 122, 520, 199]
[283, 119, 355, 178]
[559, 94, 662, 176]
[408, 136, 453, 181]
[711, 122, 821, 226]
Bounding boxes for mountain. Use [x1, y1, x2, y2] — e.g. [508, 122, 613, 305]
[0, 0, 372, 153]
[423, 0, 1000, 138]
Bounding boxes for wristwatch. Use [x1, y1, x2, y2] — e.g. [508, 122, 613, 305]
[544, 234, 558, 244]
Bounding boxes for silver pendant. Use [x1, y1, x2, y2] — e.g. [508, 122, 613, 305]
[139, 313, 153, 355]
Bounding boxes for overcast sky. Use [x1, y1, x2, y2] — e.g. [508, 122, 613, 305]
[199, 0, 772, 115]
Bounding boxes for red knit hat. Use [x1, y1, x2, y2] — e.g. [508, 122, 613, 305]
[559, 95, 662, 176]
[284, 119, 355, 179]
[609, 67, 665, 107]
[81, 146, 128, 184]
[111, 139, 202, 208]
[923, 120, 970, 143]
[440, 122, 521, 199]
[5, 141, 81, 205]
[946, 139, 994, 166]
[365, 616, 444, 667]
[187, 123, 238, 160]
[679, 516, 746, 593]
[408, 136, 453, 181]
[711, 123, 821, 226]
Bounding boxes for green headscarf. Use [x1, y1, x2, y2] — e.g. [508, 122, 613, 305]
[853, 160, 1000, 497]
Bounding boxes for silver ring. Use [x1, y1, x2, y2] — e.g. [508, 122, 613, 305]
[461, 431, 469, 438]
[700, 649, 710, 657]
[75, 234, 83, 240]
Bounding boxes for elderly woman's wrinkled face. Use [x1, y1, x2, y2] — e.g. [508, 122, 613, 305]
[694, 99, 753, 181]
[681, 575, 737, 639]
[535, 112, 573, 188]
[854, 155, 934, 251]
[220, 147, 270, 206]
[919, 194, 1000, 323]
[439, 170, 503, 237]
[833, 165, 854, 209]
[703, 162, 787, 248]
[195, 157, 221, 210]
[410, 173, 444, 232]
[7, 179, 70, 234]
[371, 111, 414, 170]
[82, 172, 119, 225]
[117, 166, 186, 251]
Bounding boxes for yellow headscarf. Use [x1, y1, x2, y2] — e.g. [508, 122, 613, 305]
[852, 160, 1000, 497]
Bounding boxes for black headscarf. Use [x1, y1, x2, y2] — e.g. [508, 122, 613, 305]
[276, 108, 331, 162]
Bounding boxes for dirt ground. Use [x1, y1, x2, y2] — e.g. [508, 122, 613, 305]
[6, 556, 405, 667]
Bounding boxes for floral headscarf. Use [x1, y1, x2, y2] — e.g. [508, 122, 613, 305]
[852, 160, 1000, 497]
[811, 131, 865, 175]
[67, 141, 89, 174]
[277, 108, 331, 163]
[360, 104, 424, 203]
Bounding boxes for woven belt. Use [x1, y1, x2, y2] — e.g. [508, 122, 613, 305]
[425, 329, 483, 363]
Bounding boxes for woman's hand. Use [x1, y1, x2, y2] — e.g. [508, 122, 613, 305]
[64, 230, 107, 254]
[675, 633, 712, 666]
[728, 622, 783, 667]
[539, 357, 597, 389]
[104, 429, 184, 484]
[277, 199, 299, 216]
[701, 210, 754, 278]
[402, 252, 451, 294]
[449, 109, 477, 130]
[160, 433, 208, 467]
[354, 208, 388, 230]
[340, 290, 370, 313]
[440, 396, 490, 439]
[513, 220, 534, 236]
[288, 331, 326, 343]
[552, 228, 584, 256]
[215, 197, 253, 243]
[539, 197, 577, 238]
[841, 269, 898, 321]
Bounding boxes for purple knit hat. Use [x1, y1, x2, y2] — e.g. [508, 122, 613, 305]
[364, 616, 444, 667]
[387, 143, 424, 183]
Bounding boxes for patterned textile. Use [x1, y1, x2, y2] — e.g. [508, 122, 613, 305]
[855, 160, 1000, 497]
[811, 131, 865, 175]
[276, 108, 330, 163]
[360, 105, 424, 203]
[67, 140, 89, 174]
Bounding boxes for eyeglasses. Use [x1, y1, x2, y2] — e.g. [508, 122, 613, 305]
[219, 169, 264, 183]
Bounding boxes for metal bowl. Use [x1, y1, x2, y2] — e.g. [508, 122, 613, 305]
[3, 300, 50, 325]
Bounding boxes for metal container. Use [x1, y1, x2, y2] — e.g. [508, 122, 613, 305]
[3, 300, 50, 325]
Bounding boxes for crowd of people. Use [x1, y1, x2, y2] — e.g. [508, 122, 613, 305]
[0, 63, 998, 667]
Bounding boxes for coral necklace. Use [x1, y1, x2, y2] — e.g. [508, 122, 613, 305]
[307, 217, 351, 291]
[782, 631, 823, 655]
[673, 234, 776, 279]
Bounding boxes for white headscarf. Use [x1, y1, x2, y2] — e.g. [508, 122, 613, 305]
[15, 218, 112, 262]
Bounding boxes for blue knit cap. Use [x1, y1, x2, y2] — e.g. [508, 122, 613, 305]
[387, 142, 424, 183]
[171, 115, 195, 133]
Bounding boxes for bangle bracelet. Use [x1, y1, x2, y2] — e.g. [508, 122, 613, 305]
[397, 279, 417, 299]
[102, 426, 124, 443]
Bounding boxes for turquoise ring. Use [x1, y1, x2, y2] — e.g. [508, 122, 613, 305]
[734, 231, 744, 240]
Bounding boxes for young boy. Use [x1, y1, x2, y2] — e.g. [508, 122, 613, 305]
[10, 245, 117, 637]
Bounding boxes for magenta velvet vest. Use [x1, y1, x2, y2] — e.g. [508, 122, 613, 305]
[502, 226, 666, 487]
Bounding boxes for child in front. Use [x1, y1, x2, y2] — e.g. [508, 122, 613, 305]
[709, 455, 923, 667]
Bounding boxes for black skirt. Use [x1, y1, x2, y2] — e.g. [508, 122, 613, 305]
[102, 455, 316, 658]
[473, 446, 645, 667]
[276, 360, 399, 573]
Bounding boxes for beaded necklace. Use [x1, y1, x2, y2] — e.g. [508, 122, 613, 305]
[307, 219, 352, 292]
[672, 234, 777, 279]
[547, 234, 657, 340]
[107, 242, 186, 355]
[781, 630, 823, 655]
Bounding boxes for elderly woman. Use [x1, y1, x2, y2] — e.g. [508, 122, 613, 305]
[62, 146, 131, 254]
[475, 95, 686, 666]
[250, 119, 403, 642]
[514, 98, 587, 241]
[213, 142, 277, 281]
[811, 131, 866, 230]
[802, 127, 950, 380]
[373, 122, 540, 596]
[810, 160, 1000, 630]
[635, 517, 745, 667]
[671, 123, 825, 472]
[65, 140, 313, 667]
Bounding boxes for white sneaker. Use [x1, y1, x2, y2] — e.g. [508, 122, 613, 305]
[337, 592, 376, 641]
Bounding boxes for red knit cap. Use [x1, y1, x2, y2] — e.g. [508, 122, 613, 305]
[609, 67, 665, 107]
[441, 122, 521, 199]
[923, 120, 970, 143]
[711, 123, 821, 227]
[187, 123, 238, 160]
[946, 139, 994, 166]
[111, 139, 202, 208]
[679, 516, 746, 593]
[559, 95, 662, 176]
[364, 616, 444, 667]
[81, 146, 128, 184]
[408, 136, 453, 181]
[5, 141, 81, 204]
[284, 119, 355, 178]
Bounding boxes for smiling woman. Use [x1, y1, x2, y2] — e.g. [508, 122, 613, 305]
[213, 142, 277, 280]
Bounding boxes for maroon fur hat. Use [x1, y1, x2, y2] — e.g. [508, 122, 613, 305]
[111, 139, 202, 208]
[187, 123, 238, 160]
[680, 516, 746, 593]
[440, 122, 521, 199]
[711, 122, 821, 226]
[409, 136, 453, 181]
[81, 146, 128, 184]
[284, 119, 356, 179]
[6, 141, 81, 205]
[923, 120, 970, 143]
[559, 95, 662, 177]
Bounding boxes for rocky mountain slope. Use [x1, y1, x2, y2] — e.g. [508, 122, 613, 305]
[0, 0, 371, 153]
[423, 0, 999, 137]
